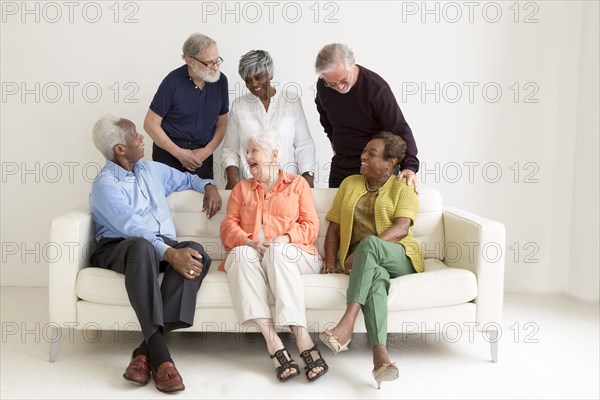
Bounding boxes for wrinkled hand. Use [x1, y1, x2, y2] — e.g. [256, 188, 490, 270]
[268, 235, 291, 244]
[320, 263, 342, 274]
[245, 240, 269, 256]
[176, 148, 203, 172]
[398, 169, 419, 194]
[163, 247, 203, 279]
[203, 184, 222, 219]
[343, 253, 355, 275]
[192, 148, 212, 165]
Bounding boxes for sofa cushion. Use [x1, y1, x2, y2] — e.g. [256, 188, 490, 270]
[387, 259, 477, 310]
[76, 258, 476, 311]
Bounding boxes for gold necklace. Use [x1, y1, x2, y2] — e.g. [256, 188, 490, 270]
[365, 180, 383, 192]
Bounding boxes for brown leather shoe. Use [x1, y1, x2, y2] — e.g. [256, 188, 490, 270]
[123, 353, 150, 385]
[152, 362, 185, 393]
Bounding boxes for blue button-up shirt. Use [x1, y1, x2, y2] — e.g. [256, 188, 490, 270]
[90, 160, 213, 259]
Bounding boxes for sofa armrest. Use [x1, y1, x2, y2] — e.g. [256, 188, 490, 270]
[442, 207, 505, 327]
[48, 205, 95, 325]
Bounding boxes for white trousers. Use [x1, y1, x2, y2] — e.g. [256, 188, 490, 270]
[224, 243, 321, 329]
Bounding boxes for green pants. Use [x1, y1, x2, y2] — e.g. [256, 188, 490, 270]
[347, 235, 416, 347]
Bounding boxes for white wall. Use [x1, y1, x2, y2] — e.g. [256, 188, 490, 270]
[0, 1, 598, 299]
[569, 0, 599, 301]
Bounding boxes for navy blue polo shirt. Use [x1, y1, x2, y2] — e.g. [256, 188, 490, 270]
[149, 65, 229, 144]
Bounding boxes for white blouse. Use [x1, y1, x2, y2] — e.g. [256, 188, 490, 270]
[222, 87, 316, 179]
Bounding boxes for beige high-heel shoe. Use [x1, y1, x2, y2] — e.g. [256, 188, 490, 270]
[372, 362, 399, 389]
[319, 329, 350, 355]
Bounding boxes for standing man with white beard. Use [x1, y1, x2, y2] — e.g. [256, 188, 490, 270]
[144, 33, 229, 179]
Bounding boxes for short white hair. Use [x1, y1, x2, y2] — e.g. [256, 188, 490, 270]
[246, 128, 280, 157]
[315, 43, 355, 75]
[92, 114, 129, 160]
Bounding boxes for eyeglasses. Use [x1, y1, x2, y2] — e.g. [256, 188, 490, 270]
[192, 56, 224, 68]
[323, 70, 351, 89]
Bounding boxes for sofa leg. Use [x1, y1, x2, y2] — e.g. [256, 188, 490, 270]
[488, 330, 499, 363]
[49, 326, 62, 362]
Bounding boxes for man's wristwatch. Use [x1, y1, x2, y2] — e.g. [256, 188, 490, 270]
[302, 171, 315, 177]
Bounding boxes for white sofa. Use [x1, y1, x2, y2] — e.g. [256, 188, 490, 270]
[48, 187, 505, 362]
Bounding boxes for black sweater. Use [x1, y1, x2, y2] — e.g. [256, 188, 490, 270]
[315, 65, 419, 176]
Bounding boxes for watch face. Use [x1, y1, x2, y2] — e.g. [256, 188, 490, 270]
[305, 171, 314, 177]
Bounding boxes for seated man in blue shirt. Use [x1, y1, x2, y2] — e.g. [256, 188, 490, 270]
[89, 114, 221, 393]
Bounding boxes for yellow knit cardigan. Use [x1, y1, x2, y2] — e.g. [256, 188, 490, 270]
[326, 175, 424, 273]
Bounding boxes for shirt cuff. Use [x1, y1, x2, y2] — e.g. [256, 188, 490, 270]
[154, 239, 170, 260]
[192, 177, 214, 193]
[202, 180, 216, 192]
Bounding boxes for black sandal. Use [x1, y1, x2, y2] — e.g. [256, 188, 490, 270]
[270, 348, 300, 382]
[300, 346, 329, 382]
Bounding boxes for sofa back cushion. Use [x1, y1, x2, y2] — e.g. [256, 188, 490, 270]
[168, 186, 445, 263]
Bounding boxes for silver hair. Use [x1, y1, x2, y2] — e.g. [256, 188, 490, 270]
[181, 33, 216, 59]
[92, 114, 130, 160]
[247, 128, 280, 157]
[315, 43, 355, 75]
[238, 50, 275, 80]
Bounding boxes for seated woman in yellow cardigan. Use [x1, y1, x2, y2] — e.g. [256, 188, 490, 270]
[320, 131, 424, 389]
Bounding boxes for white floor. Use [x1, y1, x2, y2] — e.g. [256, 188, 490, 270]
[1, 288, 598, 399]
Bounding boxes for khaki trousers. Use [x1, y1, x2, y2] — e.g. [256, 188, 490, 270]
[224, 243, 321, 328]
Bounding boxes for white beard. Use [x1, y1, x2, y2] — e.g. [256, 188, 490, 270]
[193, 66, 220, 83]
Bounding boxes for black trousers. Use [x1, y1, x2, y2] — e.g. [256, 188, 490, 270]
[90, 237, 211, 341]
[152, 141, 214, 179]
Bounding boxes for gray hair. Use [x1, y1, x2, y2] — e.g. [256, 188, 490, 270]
[92, 114, 131, 160]
[315, 43, 355, 75]
[238, 50, 275, 80]
[247, 128, 280, 157]
[182, 33, 216, 59]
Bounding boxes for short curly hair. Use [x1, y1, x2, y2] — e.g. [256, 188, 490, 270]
[371, 131, 407, 168]
[92, 114, 134, 160]
[238, 49, 274, 80]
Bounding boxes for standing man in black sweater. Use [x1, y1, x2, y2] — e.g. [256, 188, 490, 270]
[314, 43, 419, 189]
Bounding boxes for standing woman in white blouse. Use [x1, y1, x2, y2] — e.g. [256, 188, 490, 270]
[222, 50, 317, 189]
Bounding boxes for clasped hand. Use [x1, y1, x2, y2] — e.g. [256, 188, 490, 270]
[164, 247, 204, 280]
[245, 235, 290, 256]
[176, 148, 203, 171]
[321, 253, 354, 275]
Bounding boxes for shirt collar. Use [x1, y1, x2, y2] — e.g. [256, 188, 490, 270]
[104, 159, 138, 182]
[249, 168, 292, 190]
